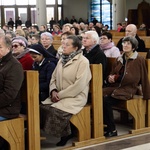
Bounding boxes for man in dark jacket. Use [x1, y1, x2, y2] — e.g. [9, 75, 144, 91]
[117, 24, 146, 52]
[0, 36, 24, 120]
[0, 35, 24, 149]
[82, 30, 107, 77]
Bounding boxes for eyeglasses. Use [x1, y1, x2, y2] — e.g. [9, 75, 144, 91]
[12, 44, 20, 48]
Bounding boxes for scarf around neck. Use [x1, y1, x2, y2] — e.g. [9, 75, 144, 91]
[61, 49, 82, 65]
[100, 42, 114, 50]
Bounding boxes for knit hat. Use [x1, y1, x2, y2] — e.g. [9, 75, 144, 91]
[40, 32, 53, 40]
[12, 36, 28, 48]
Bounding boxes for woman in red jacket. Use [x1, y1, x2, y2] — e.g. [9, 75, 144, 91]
[12, 36, 33, 70]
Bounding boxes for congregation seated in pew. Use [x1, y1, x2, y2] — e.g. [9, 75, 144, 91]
[40, 35, 91, 146]
[103, 36, 150, 137]
[0, 36, 24, 149]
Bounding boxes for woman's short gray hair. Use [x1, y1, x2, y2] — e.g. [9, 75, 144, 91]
[122, 36, 138, 50]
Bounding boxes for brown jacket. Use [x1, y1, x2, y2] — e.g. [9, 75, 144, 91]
[103, 51, 150, 100]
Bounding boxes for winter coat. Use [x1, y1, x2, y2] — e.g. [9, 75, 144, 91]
[83, 44, 107, 78]
[0, 52, 24, 118]
[46, 45, 57, 56]
[103, 51, 150, 100]
[32, 57, 57, 102]
[50, 52, 91, 114]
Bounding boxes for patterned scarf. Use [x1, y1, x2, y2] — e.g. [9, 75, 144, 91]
[61, 49, 82, 65]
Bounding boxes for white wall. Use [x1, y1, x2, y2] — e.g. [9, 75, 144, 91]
[63, 0, 90, 22]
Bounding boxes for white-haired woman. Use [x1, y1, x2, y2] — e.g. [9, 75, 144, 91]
[40, 32, 57, 56]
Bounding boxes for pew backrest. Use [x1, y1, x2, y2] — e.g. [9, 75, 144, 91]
[20, 71, 40, 150]
[90, 64, 103, 138]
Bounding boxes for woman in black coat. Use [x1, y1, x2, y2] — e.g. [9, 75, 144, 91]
[29, 44, 58, 103]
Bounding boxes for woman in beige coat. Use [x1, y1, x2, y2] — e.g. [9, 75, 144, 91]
[40, 35, 91, 146]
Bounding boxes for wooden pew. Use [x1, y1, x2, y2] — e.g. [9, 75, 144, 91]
[20, 71, 41, 150]
[0, 118, 24, 150]
[138, 52, 147, 58]
[106, 57, 146, 132]
[65, 57, 150, 149]
[141, 36, 150, 49]
[53, 35, 61, 40]
[109, 30, 125, 36]
[70, 64, 104, 144]
[109, 30, 146, 37]
[53, 40, 61, 50]
[0, 70, 41, 150]
[146, 59, 150, 127]
[137, 30, 147, 36]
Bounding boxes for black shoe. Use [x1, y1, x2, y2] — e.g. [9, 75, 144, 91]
[104, 126, 108, 132]
[56, 134, 74, 146]
[104, 130, 118, 137]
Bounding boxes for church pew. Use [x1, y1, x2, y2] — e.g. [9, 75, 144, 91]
[20, 71, 41, 150]
[137, 30, 147, 36]
[0, 118, 24, 150]
[53, 40, 61, 50]
[70, 64, 104, 144]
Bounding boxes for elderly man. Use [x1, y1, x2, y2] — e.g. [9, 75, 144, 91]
[0, 35, 24, 148]
[82, 30, 107, 77]
[0, 36, 24, 120]
[117, 24, 146, 52]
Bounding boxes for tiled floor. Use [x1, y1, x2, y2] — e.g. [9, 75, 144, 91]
[41, 111, 150, 150]
[77, 133, 150, 150]
[41, 123, 132, 150]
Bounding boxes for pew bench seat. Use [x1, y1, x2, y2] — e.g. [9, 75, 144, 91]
[0, 117, 24, 150]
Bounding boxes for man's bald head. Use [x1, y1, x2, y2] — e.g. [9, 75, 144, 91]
[125, 24, 137, 37]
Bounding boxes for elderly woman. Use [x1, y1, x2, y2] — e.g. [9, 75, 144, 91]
[103, 36, 150, 137]
[40, 35, 91, 146]
[56, 31, 73, 59]
[40, 32, 57, 56]
[100, 32, 120, 58]
[12, 36, 33, 70]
